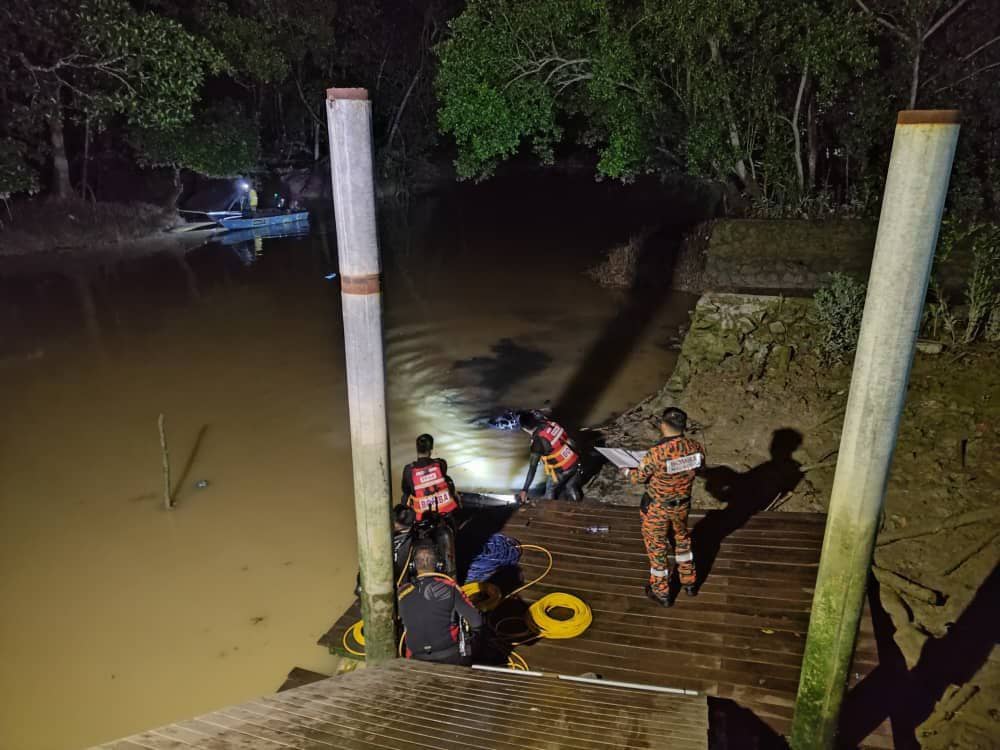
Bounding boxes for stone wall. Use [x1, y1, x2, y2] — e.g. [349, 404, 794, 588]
[673, 219, 876, 292]
[657, 292, 818, 407]
[671, 218, 971, 294]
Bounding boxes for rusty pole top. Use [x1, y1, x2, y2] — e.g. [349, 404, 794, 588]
[326, 87, 369, 101]
[897, 109, 961, 125]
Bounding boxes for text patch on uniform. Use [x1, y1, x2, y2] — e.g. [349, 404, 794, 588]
[665, 453, 703, 474]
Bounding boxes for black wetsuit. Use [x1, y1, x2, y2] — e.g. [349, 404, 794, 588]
[522, 430, 583, 501]
[398, 573, 483, 664]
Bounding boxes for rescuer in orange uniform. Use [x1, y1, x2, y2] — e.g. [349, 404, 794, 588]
[516, 411, 583, 504]
[401, 434, 460, 521]
[622, 407, 705, 607]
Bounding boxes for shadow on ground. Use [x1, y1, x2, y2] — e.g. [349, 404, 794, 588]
[694, 428, 805, 587]
[840, 564, 999, 749]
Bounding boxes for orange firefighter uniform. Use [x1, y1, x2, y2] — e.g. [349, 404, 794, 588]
[630, 435, 704, 596]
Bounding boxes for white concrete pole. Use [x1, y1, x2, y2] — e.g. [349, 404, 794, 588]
[325, 87, 395, 664]
[791, 110, 960, 749]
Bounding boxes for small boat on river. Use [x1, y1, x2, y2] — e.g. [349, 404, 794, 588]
[217, 209, 310, 231]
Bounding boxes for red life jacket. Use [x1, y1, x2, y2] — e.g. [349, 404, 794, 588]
[406, 460, 458, 519]
[537, 421, 579, 477]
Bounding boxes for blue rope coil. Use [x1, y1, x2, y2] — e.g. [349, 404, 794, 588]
[466, 533, 522, 582]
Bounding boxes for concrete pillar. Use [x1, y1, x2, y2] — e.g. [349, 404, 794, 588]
[790, 110, 960, 749]
[325, 87, 396, 664]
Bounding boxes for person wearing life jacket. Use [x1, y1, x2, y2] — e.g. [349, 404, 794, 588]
[398, 544, 483, 665]
[401, 434, 460, 521]
[515, 411, 582, 504]
[621, 407, 705, 607]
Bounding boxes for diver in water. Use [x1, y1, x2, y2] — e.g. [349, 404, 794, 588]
[516, 411, 583, 504]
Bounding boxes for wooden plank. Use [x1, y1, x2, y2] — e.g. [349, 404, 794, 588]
[299, 502, 884, 748]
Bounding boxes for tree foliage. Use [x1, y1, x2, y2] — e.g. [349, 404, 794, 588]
[0, 139, 40, 200]
[0, 0, 225, 197]
[436, 0, 998, 216]
[130, 102, 259, 180]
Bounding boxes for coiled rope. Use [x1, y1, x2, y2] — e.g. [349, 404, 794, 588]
[346, 542, 592, 668]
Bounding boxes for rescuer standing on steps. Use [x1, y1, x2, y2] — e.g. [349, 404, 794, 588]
[622, 407, 705, 607]
[516, 411, 583, 504]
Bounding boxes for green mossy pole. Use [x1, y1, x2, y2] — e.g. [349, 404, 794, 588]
[325, 87, 396, 664]
[790, 110, 960, 749]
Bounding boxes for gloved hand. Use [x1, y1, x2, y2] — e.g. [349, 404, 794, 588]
[517, 490, 529, 505]
[640, 493, 652, 515]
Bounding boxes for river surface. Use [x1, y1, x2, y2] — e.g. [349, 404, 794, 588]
[0, 175, 698, 749]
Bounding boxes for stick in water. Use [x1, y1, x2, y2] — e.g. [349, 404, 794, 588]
[158, 413, 173, 510]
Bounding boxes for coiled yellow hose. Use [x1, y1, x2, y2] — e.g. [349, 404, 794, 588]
[342, 619, 366, 657]
[525, 592, 593, 639]
[345, 542, 592, 667]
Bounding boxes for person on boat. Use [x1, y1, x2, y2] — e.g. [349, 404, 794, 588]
[398, 544, 483, 665]
[621, 406, 705, 607]
[240, 180, 258, 217]
[516, 411, 582, 504]
[401, 434, 460, 521]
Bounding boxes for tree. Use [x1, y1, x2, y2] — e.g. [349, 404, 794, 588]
[435, 0, 874, 207]
[0, 0, 223, 198]
[851, 0, 973, 108]
[435, 0, 660, 181]
[129, 101, 259, 203]
[0, 138, 40, 209]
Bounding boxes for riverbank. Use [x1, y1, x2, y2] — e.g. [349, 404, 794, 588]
[0, 198, 185, 255]
[585, 292, 1000, 748]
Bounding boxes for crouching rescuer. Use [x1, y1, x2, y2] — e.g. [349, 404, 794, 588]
[622, 407, 705, 607]
[398, 544, 483, 664]
[516, 411, 583, 503]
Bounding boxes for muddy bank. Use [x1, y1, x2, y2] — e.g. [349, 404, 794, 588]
[586, 292, 1000, 748]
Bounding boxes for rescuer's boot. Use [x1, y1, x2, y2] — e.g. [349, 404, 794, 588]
[684, 584, 698, 597]
[645, 584, 674, 608]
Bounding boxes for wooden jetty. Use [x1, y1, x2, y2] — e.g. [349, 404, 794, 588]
[319, 501, 893, 748]
[96, 659, 708, 749]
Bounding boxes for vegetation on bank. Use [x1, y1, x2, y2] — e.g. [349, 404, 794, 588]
[436, 0, 999, 221]
[810, 220, 1000, 360]
[0, 0, 460, 211]
[2, 1, 996, 218]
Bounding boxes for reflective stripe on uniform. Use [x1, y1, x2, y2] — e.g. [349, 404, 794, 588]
[676, 551, 694, 563]
[650, 567, 667, 577]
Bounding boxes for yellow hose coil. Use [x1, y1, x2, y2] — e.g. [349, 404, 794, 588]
[461, 581, 503, 611]
[344, 542, 590, 666]
[342, 620, 366, 657]
[525, 592, 593, 639]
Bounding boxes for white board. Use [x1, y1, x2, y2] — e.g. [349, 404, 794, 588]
[595, 447, 647, 469]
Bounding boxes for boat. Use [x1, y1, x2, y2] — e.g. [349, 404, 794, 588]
[217, 209, 310, 231]
[214, 217, 311, 246]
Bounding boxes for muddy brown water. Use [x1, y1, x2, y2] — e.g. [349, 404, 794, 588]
[0, 176, 699, 749]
